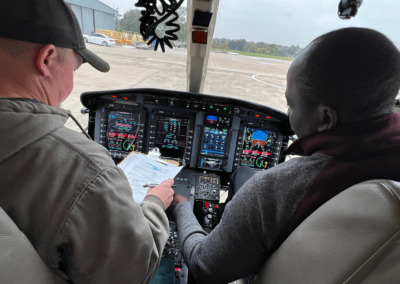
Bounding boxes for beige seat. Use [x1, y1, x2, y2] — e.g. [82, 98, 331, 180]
[254, 180, 400, 284]
[0, 207, 67, 284]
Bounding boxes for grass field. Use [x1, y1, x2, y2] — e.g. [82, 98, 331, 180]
[213, 48, 295, 61]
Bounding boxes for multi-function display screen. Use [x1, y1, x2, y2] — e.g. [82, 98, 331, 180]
[241, 127, 277, 169]
[200, 127, 228, 157]
[155, 116, 188, 158]
[107, 111, 140, 152]
[198, 157, 224, 170]
[205, 115, 230, 126]
[206, 115, 218, 125]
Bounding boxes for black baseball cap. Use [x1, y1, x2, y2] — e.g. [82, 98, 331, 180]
[0, 0, 110, 72]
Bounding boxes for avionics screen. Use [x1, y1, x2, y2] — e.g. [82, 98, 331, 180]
[206, 115, 218, 125]
[241, 128, 277, 169]
[107, 111, 140, 152]
[200, 127, 228, 157]
[155, 116, 188, 158]
[198, 157, 223, 170]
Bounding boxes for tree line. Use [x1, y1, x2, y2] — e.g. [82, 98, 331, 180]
[213, 38, 303, 58]
[115, 7, 187, 43]
[114, 9, 303, 57]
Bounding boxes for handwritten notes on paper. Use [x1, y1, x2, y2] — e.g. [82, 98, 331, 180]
[119, 153, 182, 202]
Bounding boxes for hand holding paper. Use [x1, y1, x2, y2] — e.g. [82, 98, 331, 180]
[146, 179, 175, 209]
[118, 153, 183, 203]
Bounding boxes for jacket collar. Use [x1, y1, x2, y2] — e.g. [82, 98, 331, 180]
[284, 113, 400, 159]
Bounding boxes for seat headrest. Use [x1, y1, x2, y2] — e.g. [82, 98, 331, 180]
[0, 207, 67, 284]
[254, 180, 400, 284]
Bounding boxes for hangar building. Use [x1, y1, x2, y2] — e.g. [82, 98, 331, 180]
[65, 0, 118, 34]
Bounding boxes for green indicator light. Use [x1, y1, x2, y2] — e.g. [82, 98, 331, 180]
[216, 109, 220, 111]
[224, 108, 227, 110]
[210, 105, 214, 109]
[176, 178, 180, 181]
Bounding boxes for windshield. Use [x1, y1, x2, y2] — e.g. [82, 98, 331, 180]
[62, 0, 400, 130]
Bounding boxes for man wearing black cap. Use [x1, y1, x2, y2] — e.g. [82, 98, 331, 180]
[0, 1, 174, 283]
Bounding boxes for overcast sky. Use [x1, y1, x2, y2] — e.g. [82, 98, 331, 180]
[99, 0, 400, 48]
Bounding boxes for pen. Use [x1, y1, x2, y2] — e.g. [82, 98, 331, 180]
[143, 184, 177, 188]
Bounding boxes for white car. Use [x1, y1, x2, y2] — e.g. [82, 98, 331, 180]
[83, 33, 116, 47]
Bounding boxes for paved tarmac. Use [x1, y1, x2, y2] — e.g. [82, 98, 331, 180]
[62, 43, 291, 130]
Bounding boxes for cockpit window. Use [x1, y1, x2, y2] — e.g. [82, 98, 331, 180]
[62, 1, 400, 130]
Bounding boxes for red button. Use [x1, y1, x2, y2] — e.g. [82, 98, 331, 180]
[192, 30, 208, 44]
[215, 205, 219, 209]
[205, 202, 209, 208]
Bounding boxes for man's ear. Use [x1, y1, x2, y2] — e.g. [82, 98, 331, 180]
[35, 44, 57, 77]
[318, 105, 338, 132]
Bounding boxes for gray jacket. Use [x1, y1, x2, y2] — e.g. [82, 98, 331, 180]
[0, 99, 169, 284]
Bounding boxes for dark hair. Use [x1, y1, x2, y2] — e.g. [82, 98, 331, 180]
[296, 28, 400, 117]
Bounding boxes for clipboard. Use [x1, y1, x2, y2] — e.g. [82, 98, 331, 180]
[117, 148, 183, 202]
[118, 151, 180, 167]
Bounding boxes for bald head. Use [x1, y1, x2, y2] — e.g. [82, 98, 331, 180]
[294, 28, 400, 121]
[286, 28, 400, 138]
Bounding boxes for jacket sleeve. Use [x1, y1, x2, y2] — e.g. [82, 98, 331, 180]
[52, 166, 169, 284]
[173, 184, 269, 284]
[173, 155, 330, 284]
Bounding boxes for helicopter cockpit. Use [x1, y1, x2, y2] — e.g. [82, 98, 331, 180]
[72, 0, 399, 283]
[79, 88, 292, 283]
[2, 0, 400, 283]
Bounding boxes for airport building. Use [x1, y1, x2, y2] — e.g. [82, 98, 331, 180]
[65, 0, 118, 34]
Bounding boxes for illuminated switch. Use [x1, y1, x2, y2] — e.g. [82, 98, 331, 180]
[192, 30, 208, 44]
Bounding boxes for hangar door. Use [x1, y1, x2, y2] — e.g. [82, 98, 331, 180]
[94, 10, 115, 31]
[70, 4, 83, 30]
[82, 7, 95, 34]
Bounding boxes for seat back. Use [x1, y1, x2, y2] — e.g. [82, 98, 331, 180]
[0, 207, 67, 284]
[254, 180, 400, 284]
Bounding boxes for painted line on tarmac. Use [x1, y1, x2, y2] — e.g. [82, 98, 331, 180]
[252, 74, 286, 90]
[231, 58, 276, 66]
[260, 62, 276, 66]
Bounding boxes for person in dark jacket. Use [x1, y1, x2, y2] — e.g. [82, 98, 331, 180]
[170, 27, 400, 284]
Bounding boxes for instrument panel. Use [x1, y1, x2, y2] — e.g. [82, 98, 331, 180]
[82, 88, 292, 173]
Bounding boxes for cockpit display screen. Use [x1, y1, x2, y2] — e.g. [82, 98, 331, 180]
[107, 111, 140, 152]
[206, 115, 218, 125]
[155, 116, 188, 158]
[200, 127, 228, 157]
[241, 127, 277, 169]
